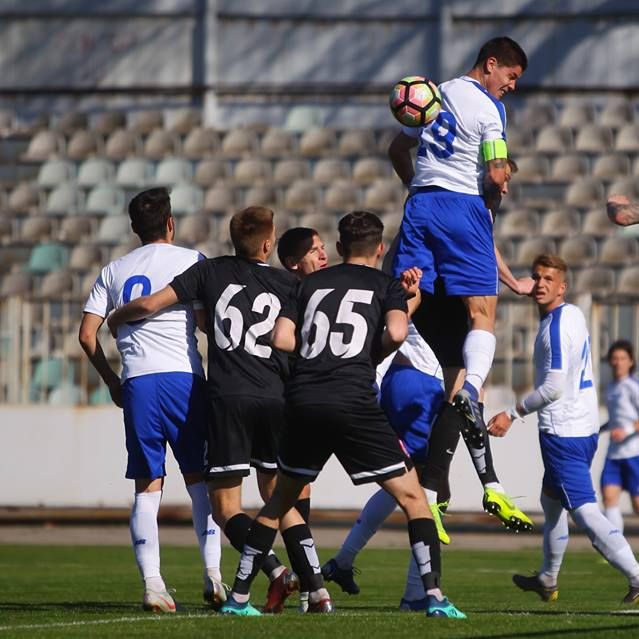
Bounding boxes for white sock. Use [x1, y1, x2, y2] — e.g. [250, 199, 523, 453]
[484, 481, 505, 493]
[539, 493, 568, 585]
[186, 481, 222, 582]
[403, 554, 426, 601]
[463, 329, 496, 395]
[571, 502, 639, 584]
[334, 489, 397, 569]
[130, 490, 163, 585]
[604, 505, 624, 534]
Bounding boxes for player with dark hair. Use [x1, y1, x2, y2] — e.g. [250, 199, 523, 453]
[600, 339, 639, 533]
[277, 227, 328, 276]
[488, 255, 639, 604]
[389, 36, 527, 462]
[79, 187, 223, 613]
[220, 210, 465, 618]
[108, 206, 306, 614]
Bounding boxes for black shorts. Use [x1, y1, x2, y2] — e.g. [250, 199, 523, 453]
[412, 279, 468, 369]
[206, 396, 284, 479]
[278, 401, 411, 485]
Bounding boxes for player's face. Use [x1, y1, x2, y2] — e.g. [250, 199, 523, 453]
[609, 349, 634, 380]
[501, 165, 513, 196]
[296, 234, 328, 277]
[485, 62, 523, 99]
[531, 266, 567, 312]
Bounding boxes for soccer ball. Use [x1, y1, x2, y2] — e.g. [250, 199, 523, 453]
[389, 76, 441, 127]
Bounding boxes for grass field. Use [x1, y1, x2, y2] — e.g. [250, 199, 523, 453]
[1, 543, 639, 638]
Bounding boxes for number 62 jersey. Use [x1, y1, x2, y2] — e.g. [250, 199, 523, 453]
[170, 255, 297, 400]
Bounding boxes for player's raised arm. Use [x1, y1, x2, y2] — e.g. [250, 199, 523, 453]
[400, 266, 423, 316]
[607, 194, 639, 227]
[388, 131, 418, 188]
[108, 285, 178, 337]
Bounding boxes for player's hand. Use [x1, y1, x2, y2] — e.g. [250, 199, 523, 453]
[400, 267, 422, 296]
[610, 426, 627, 443]
[487, 411, 513, 437]
[108, 380, 123, 408]
[515, 276, 535, 296]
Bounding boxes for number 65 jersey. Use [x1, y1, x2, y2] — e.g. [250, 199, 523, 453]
[533, 303, 599, 437]
[170, 255, 297, 400]
[282, 263, 408, 407]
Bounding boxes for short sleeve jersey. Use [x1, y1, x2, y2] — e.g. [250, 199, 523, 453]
[83, 243, 205, 382]
[170, 255, 297, 399]
[281, 263, 408, 406]
[533, 303, 599, 437]
[605, 376, 639, 460]
[402, 76, 506, 195]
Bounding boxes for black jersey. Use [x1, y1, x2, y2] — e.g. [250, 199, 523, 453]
[281, 263, 407, 406]
[171, 255, 297, 399]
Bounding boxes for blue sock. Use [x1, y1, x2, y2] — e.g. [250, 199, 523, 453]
[462, 381, 479, 401]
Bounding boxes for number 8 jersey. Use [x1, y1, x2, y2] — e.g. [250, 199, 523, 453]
[170, 255, 297, 399]
[281, 263, 408, 406]
[533, 303, 599, 437]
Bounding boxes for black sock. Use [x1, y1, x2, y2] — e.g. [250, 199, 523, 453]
[408, 517, 441, 591]
[282, 523, 324, 592]
[461, 402, 499, 485]
[295, 498, 311, 525]
[224, 512, 282, 578]
[421, 403, 462, 493]
[232, 520, 278, 596]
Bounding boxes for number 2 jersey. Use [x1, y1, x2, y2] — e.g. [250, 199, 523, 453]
[170, 255, 297, 400]
[533, 303, 599, 437]
[83, 243, 205, 382]
[281, 263, 408, 406]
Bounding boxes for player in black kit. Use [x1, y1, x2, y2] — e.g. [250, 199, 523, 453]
[220, 211, 466, 618]
[108, 206, 306, 613]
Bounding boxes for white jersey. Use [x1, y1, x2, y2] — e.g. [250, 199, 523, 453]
[376, 322, 442, 388]
[402, 75, 506, 195]
[605, 376, 639, 460]
[533, 303, 599, 437]
[84, 243, 205, 382]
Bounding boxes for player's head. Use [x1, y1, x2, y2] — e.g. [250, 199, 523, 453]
[502, 157, 518, 196]
[229, 206, 276, 260]
[531, 254, 567, 313]
[472, 36, 527, 99]
[277, 227, 328, 278]
[607, 339, 636, 378]
[128, 187, 174, 244]
[337, 211, 384, 261]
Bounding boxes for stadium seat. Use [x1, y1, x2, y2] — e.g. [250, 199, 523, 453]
[284, 179, 319, 210]
[299, 212, 338, 235]
[496, 209, 539, 238]
[284, 106, 324, 131]
[260, 128, 297, 158]
[221, 128, 256, 158]
[20, 217, 53, 244]
[244, 185, 276, 208]
[176, 215, 210, 246]
[505, 128, 532, 155]
[93, 110, 127, 136]
[573, 266, 615, 297]
[77, 158, 116, 188]
[514, 237, 556, 267]
[599, 236, 639, 266]
[591, 153, 631, 180]
[540, 208, 581, 237]
[55, 111, 88, 135]
[0, 270, 31, 297]
[204, 184, 235, 214]
[381, 210, 403, 240]
[183, 127, 220, 159]
[558, 103, 594, 128]
[512, 155, 549, 181]
[352, 157, 388, 184]
[27, 243, 69, 273]
[494, 237, 514, 263]
[312, 158, 351, 184]
[535, 126, 573, 154]
[38, 268, 74, 299]
[574, 125, 614, 153]
[45, 182, 82, 216]
[299, 128, 337, 157]
[338, 129, 376, 157]
[79, 269, 101, 298]
[169, 108, 201, 135]
[194, 158, 229, 187]
[7, 182, 39, 215]
[97, 216, 132, 245]
[564, 178, 604, 208]
[170, 182, 204, 216]
[233, 158, 271, 185]
[375, 127, 399, 154]
[109, 238, 140, 260]
[550, 154, 589, 181]
[323, 179, 360, 211]
[105, 128, 141, 160]
[68, 244, 103, 272]
[614, 124, 639, 152]
[515, 101, 556, 131]
[85, 184, 126, 217]
[155, 157, 194, 186]
[115, 158, 154, 189]
[22, 130, 65, 161]
[131, 109, 164, 135]
[363, 179, 403, 211]
[37, 159, 76, 189]
[599, 100, 633, 127]
[582, 207, 615, 237]
[606, 177, 639, 200]
[67, 130, 101, 161]
[143, 128, 177, 160]
[558, 236, 597, 267]
[273, 159, 310, 185]
[616, 265, 639, 297]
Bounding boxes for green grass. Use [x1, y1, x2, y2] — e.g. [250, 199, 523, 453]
[1, 543, 639, 637]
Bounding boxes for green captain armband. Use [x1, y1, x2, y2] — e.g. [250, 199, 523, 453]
[481, 139, 508, 162]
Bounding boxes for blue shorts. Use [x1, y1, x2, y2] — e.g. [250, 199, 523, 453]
[392, 188, 498, 296]
[539, 432, 599, 510]
[601, 456, 639, 496]
[123, 372, 208, 480]
[380, 365, 445, 465]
